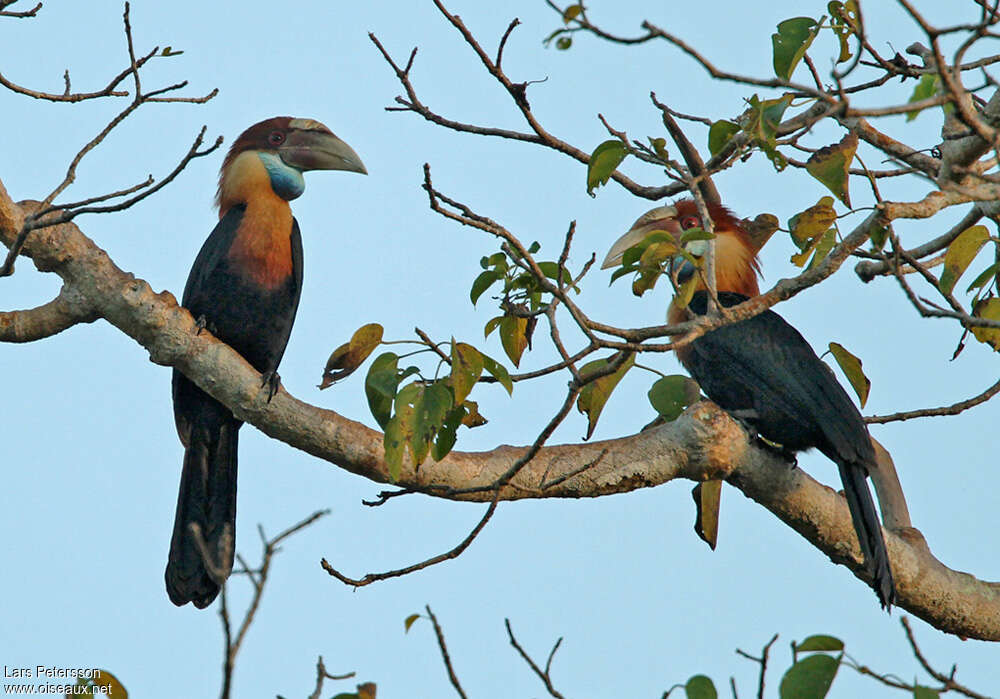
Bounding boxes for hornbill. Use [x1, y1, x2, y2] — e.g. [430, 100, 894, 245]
[167, 117, 366, 608]
[603, 199, 896, 609]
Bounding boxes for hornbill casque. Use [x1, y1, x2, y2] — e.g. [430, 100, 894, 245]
[167, 117, 366, 608]
[603, 199, 896, 609]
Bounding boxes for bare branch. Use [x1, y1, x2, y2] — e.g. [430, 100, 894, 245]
[425, 607, 468, 699]
[867, 378, 1000, 424]
[505, 619, 566, 699]
[320, 494, 498, 587]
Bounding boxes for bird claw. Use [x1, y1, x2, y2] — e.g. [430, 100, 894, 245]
[728, 409, 798, 467]
[194, 315, 218, 336]
[261, 371, 281, 402]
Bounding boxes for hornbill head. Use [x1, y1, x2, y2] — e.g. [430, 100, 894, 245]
[217, 116, 366, 210]
[602, 199, 760, 297]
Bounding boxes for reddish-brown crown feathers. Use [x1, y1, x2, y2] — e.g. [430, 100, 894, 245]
[674, 199, 761, 297]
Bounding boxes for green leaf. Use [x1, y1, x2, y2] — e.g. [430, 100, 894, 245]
[708, 120, 741, 157]
[772, 17, 819, 81]
[432, 404, 465, 461]
[404, 382, 453, 467]
[680, 228, 715, 245]
[648, 375, 701, 422]
[745, 93, 793, 145]
[404, 613, 421, 632]
[484, 315, 503, 339]
[675, 273, 700, 309]
[685, 674, 717, 699]
[971, 297, 1000, 350]
[556, 36, 572, 50]
[500, 315, 529, 367]
[471, 269, 502, 305]
[907, 73, 940, 121]
[383, 413, 406, 482]
[320, 323, 384, 388]
[914, 686, 941, 699]
[828, 342, 870, 408]
[332, 694, 361, 699]
[450, 342, 484, 404]
[365, 352, 401, 429]
[795, 635, 845, 652]
[807, 228, 837, 270]
[939, 225, 990, 295]
[869, 222, 889, 252]
[161, 46, 184, 57]
[587, 140, 628, 196]
[967, 262, 1000, 293]
[576, 354, 635, 439]
[649, 136, 669, 160]
[779, 654, 840, 699]
[481, 353, 514, 395]
[806, 132, 858, 207]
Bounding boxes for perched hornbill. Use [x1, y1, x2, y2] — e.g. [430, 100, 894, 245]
[603, 199, 896, 609]
[167, 117, 366, 608]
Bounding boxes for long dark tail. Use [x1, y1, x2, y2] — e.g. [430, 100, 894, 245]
[165, 420, 239, 608]
[837, 462, 895, 610]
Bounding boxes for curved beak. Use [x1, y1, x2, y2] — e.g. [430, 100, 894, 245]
[602, 227, 653, 269]
[601, 205, 678, 269]
[280, 129, 367, 174]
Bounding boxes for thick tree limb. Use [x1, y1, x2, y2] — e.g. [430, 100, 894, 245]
[2, 190, 999, 640]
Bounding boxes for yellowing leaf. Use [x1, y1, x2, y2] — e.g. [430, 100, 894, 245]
[460, 400, 488, 427]
[450, 341, 484, 404]
[805, 132, 858, 207]
[828, 342, 870, 407]
[576, 354, 635, 439]
[499, 315, 529, 367]
[789, 197, 837, 248]
[693, 480, 722, 550]
[828, 1, 859, 63]
[404, 613, 421, 632]
[971, 297, 1000, 350]
[320, 323, 384, 388]
[939, 225, 990, 295]
[562, 4, 582, 22]
[586, 140, 628, 196]
[772, 17, 819, 81]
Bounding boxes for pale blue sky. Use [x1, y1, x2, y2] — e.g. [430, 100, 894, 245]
[2, 1, 997, 696]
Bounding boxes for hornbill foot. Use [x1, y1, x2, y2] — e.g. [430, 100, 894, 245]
[194, 315, 218, 336]
[261, 371, 281, 402]
[727, 409, 798, 467]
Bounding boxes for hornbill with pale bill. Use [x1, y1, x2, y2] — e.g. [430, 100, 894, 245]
[603, 199, 896, 609]
[167, 117, 366, 608]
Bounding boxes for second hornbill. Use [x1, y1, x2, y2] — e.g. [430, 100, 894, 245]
[603, 199, 896, 609]
[167, 117, 366, 608]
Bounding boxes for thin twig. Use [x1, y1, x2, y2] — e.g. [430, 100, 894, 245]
[320, 493, 499, 587]
[426, 606, 468, 699]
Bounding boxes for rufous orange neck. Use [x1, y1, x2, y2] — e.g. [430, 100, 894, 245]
[219, 152, 294, 289]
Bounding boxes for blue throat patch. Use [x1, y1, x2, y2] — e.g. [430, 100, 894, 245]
[257, 152, 305, 201]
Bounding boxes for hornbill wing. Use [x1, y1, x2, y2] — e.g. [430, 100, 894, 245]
[684, 292, 873, 466]
[181, 205, 245, 311]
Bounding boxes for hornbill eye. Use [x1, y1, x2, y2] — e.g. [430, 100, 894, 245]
[267, 131, 286, 146]
[680, 215, 700, 230]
